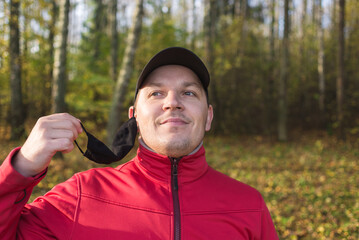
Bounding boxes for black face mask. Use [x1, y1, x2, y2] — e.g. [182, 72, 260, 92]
[74, 117, 138, 164]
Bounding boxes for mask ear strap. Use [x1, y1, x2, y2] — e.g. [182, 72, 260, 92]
[130, 106, 136, 118]
[74, 140, 84, 154]
[74, 122, 88, 155]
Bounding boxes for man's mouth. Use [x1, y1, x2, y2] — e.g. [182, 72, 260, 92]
[160, 117, 189, 126]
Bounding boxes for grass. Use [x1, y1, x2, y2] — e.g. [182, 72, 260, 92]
[1, 130, 358, 239]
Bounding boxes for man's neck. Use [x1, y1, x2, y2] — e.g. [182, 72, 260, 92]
[138, 138, 203, 157]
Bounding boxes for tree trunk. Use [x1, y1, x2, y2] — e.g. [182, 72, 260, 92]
[312, 0, 317, 24]
[110, 0, 119, 82]
[190, 0, 197, 50]
[92, 0, 104, 67]
[237, 0, 247, 65]
[317, 0, 325, 116]
[204, 0, 216, 79]
[180, 0, 188, 37]
[22, 5, 29, 109]
[49, 0, 57, 81]
[45, 0, 57, 115]
[331, 0, 337, 30]
[299, 0, 308, 126]
[107, 0, 144, 144]
[337, 0, 345, 140]
[265, 0, 276, 135]
[51, 0, 70, 113]
[278, 0, 290, 141]
[234, 0, 241, 16]
[269, 0, 276, 68]
[204, 0, 219, 131]
[9, 0, 25, 139]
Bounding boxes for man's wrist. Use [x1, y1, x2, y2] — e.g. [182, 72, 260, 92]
[12, 150, 39, 178]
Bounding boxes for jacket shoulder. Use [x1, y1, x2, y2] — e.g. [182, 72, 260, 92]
[199, 167, 265, 210]
[74, 160, 138, 190]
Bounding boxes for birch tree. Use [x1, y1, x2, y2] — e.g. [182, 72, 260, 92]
[51, 0, 70, 113]
[299, 0, 308, 122]
[337, 0, 345, 140]
[204, 0, 216, 81]
[43, 0, 57, 114]
[110, 0, 119, 82]
[190, 0, 197, 50]
[92, 0, 105, 67]
[265, 0, 276, 134]
[9, 0, 25, 139]
[317, 0, 325, 116]
[107, 0, 144, 143]
[204, 0, 219, 131]
[238, 0, 248, 63]
[278, 0, 290, 141]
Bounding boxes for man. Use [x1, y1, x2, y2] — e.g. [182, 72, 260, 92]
[0, 47, 278, 239]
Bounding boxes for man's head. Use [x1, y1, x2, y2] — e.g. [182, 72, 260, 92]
[134, 47, 210, 103]
[130, 47, 213, 158]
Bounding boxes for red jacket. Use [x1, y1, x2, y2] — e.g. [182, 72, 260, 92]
[0, 145, 278, 240]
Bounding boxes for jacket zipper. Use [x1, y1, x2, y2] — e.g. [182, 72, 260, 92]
[170, 157, 181, 240]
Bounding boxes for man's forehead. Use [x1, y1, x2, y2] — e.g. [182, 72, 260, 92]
[141, 65, 203, 88]
[143, 80, 203, 90]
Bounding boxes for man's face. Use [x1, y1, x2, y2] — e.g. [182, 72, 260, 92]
[132, 65, 213, 158]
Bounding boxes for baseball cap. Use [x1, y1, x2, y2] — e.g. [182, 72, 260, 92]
[134, 47, 210, 100]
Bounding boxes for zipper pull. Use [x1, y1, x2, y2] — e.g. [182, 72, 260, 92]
[170, 157, 180, 191]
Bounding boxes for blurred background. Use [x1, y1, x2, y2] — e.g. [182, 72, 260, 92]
[0, 0, 358, 239]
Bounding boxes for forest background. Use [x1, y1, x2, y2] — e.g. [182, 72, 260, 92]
[0, 0, 358, 239]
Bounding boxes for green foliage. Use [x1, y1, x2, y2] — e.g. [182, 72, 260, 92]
[212, 16, 272, 134]
[1, 0, 359, 140]
[67, 74, 113, 126]
[137, 12, 188, 62]
[0, 0, 55, 121]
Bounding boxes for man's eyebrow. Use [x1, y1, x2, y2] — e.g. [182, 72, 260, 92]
[143, 82, 163, 88]
[143, 81, 203, 89]
[183, 81, 203, 89]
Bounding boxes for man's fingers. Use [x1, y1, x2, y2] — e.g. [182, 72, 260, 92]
[50, 138, 75, 154]
[42, 113, 82, 131]
[13, 113, 83, 177]
[46, 129, 77, 141]
[37, 115, 82, 137]
[45, 112, 77, 120]
[34, 113, 83, 153]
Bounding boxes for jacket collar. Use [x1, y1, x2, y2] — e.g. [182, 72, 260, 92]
[134, 143, 209, 185]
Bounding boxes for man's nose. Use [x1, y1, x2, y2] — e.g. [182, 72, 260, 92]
[162, 92, 184, 111]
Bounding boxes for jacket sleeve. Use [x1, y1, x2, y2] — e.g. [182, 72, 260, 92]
[0, 148, 46, 239]
[260, 198, 279, 240]
[0, 148, 79, 240]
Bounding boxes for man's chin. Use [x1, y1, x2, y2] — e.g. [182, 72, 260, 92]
[159, 139, 191, 155]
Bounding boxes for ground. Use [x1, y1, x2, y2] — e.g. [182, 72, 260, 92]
[1, 130, 358, 239]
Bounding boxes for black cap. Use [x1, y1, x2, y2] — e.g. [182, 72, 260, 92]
[134, 47, 210, 100]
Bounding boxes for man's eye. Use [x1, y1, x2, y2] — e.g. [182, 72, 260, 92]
[184, 91, 195, 96]
[150, 92, 162, 97]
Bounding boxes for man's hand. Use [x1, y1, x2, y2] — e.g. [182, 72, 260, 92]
[12, 113, 83, 177]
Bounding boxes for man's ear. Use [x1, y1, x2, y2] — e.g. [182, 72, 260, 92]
[205, 105, 214, 131]
[128, 106, 136, 118]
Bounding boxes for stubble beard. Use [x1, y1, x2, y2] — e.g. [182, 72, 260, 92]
[141, 132, 193, 158]
[160, 137, 192, 158]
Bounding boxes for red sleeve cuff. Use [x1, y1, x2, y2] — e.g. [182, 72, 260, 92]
[0, 147, 47, 191]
